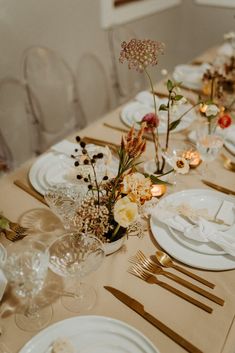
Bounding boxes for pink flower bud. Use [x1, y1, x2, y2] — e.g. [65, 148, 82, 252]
[141, 113, 159, 132]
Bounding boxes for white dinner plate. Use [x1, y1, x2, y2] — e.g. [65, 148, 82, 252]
[172, 64, 210, 90]
[153, 188, 234, 256]
[18, 316, 159, 353]
[150, 189, 235, 270]
[120, 100, 196, 134]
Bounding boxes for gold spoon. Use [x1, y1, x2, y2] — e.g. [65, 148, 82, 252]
[154, 250, 215, 289]
[221, 154, 235, 172]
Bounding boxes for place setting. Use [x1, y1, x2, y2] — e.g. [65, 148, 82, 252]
[150, 188, 235, 271]
[120, 90, 197, 134]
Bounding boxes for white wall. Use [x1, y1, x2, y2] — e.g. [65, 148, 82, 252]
[0, 0, 234, 116]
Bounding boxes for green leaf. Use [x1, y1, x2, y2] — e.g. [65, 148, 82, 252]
[169, 119, 181, 131]
[159, 104, 168, 111]
[167, 79, 173, 92]
[149, 174, 169, 185]
[0, 217, 9, 229]
[174, 95, 183, 101]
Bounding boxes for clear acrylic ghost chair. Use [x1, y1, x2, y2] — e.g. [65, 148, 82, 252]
[0, 77, 37, 169]
[108, 25, 147, 104]
[0, 129, 13, 174]
[76, 53, 111, 123]
[23, 46, 86, 152]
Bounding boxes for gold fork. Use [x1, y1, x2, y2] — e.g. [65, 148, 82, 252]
[0, 215, 28, 235]
[221, 154, 235, 172]
[1, 228, 27, 242]
[129, 251, 224, 306]
[128, 264, 213, 313]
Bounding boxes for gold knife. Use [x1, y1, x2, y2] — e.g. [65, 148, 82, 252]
[202, 180, 235, 196]
[104, 286, 203, 353]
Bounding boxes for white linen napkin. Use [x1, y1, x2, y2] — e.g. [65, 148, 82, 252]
[151, 205, 235, 256]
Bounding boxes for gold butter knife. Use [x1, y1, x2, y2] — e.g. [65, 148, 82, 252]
[202, 180, 235, 196]
[104, 286, 204, 353]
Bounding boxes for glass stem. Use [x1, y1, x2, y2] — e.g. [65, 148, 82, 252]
[24, 296, 40, 319]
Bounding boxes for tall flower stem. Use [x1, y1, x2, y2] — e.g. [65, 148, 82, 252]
[143, 67, 163, 172]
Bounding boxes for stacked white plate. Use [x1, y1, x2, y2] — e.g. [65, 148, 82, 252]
[172, 63, 211, 90]
[150, 189, 235, 271]
[120, 91, 197, 133]
[29, 141, 118, 195]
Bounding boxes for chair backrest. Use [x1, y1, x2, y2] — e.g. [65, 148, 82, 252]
[0, 77, 36, 169]
[76, 53, 111, 123]
[23, 46, 86, 152]
[108, 26, 146, 103]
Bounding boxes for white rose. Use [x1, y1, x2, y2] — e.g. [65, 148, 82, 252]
[114, 196, 138, 228]
[205, 104, 220, 117]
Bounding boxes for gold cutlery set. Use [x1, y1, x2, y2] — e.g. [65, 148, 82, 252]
[105, 249, 225, 353]
[0, 215, 28, 241]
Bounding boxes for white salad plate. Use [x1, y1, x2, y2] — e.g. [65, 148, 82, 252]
[120, 100, 196, 133]
[150, 189, 235, 271]
[18, 316, 159, 353]
[172, 63, 211, 90]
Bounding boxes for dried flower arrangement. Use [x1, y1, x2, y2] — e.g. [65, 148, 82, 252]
[71, 125, 159, 244]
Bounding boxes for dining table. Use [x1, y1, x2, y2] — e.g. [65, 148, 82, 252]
[0, 45, 235, 353]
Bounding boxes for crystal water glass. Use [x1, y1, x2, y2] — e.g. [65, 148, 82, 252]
[196, 119, 223, 177]
[49, 232, 105, 313]
[3, 238, 52, 331]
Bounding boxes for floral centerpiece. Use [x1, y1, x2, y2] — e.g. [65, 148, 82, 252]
[71, 124, 158, 245]
[119, 39, 199, 176]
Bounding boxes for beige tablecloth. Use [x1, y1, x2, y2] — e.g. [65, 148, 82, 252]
[1, 46, 235, 353]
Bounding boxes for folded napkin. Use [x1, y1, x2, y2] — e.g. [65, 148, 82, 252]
[152, 203, 235, 256]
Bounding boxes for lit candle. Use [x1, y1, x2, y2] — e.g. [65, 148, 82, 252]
[151, 184, 167, 197]
[182, 150, 201, 168]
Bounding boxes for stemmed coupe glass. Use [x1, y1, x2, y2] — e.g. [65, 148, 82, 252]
[44, 183, 86, 230]
[3, 238, 52, 332]
[49, 232, 105, 313]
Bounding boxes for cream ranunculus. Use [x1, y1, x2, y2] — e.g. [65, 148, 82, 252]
[113, 196, 138, 228]
[121, 172, 152, 204]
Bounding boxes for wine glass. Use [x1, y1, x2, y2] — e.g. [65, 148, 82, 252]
[49, 232, 105, 313]
[44, 183, 86, 230]
[196, 119, 224, 178]
[3, 238, 52, 331]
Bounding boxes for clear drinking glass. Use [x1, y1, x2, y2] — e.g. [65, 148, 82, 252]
[3, 238, 52, 331]
[49, 232, 105, 313]
[44, 183, 86, 229]
[196, 119, 224, 177]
